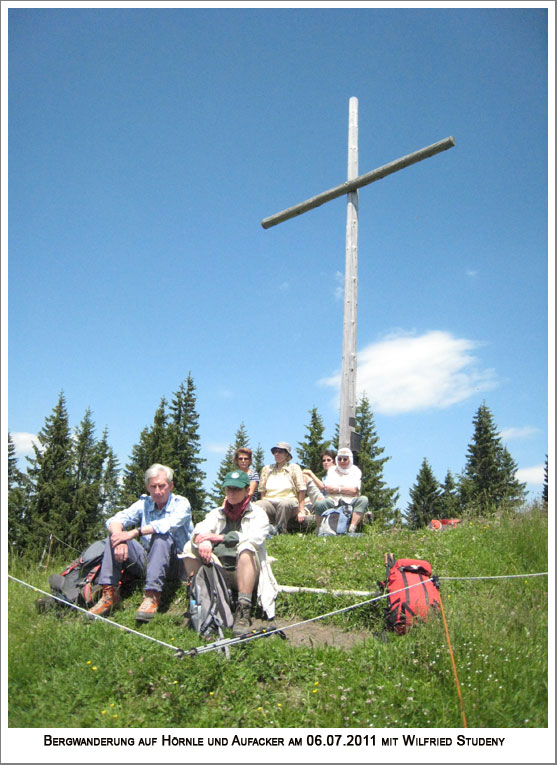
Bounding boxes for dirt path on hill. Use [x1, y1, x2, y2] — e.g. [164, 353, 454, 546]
[251, 616, 373, 650]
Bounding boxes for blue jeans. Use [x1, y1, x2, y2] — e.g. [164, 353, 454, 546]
[98, 533, 178, 592]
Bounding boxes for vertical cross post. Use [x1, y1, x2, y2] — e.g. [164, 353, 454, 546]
[339, 97, 359, 450]
[261, 103, 454, 453]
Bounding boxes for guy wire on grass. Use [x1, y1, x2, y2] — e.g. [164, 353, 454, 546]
[9, 564, 548, 728]
[12, 528, 548, 726]
[9, 569, 548, 657]
[15, 533, 549, 655]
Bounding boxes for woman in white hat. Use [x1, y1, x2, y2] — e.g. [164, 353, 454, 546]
[313, 448, 369, 535]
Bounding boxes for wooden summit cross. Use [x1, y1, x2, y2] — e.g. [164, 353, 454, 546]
[262, 97, 455, 451]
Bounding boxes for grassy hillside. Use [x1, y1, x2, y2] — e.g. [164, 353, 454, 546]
[8, 507, 548, 728]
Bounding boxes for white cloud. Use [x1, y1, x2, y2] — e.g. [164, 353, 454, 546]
[516, 465, 545, 485]
[206, 442, 230, 455]
[278, 281, 290, 291]
[466, 269, 478, 277]
[10, 432, 42, 456]
[319, 330, 498, 415]
[499, 426, 539, 441]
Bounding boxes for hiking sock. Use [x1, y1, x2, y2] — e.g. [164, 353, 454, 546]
[238, 592, 252, 607]
[348, 525, 358, 533]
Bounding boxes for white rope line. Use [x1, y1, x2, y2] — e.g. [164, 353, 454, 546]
[180, 583, 418, 656]
[7, 572, 427, 656]
[7, 575, 178, 653]
[8, 569, 549, 659]
[439, 572, 548, 580]
[278, 571, 549, 597]
[170, 570, 550, 655]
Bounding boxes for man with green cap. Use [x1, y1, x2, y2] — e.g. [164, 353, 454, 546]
[183, 469, 278, 635]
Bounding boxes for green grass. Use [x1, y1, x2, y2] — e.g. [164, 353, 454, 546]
[8, 507, 548, 728]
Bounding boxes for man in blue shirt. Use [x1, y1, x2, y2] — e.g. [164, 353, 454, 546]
[88, 463, 193, 622]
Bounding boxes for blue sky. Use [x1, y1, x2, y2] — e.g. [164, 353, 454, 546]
[4, 3, 552, 512]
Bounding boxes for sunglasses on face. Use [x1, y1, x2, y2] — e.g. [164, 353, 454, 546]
[338, 456, 350, 461]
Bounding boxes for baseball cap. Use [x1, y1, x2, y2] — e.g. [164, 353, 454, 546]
[223, 470, 251, 488]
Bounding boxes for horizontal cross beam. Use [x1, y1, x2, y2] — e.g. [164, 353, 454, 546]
[261, 135, 455, 229]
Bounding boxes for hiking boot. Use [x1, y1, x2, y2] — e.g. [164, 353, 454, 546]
[88, 585, 121, 617]
[135, 590, 161, 622]
[232, 601, 252, 636]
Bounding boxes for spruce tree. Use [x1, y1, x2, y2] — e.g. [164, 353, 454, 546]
[120, 397, 173, 506]
[498, 445, 527, 507]
[460, 402, 526, 515]
[148, 398, 174, 465]
[97, 428, 121, 523]
[120, 425, 153, 506]
[25, 392, 75, 553]
[439, 469, 460, 518]
[69, 408, 106, 547]
[354, 395, 399, 527]
[167, 374, 207, 523]
[406, 458, 442, 529]
[8, 433, 28, 554]
[253, 444, 265, 474]
[8, 432, 23, 491]
[296, 408, 331, 473]
[209, 444, 236, 508]
[68, 412, 122, 546]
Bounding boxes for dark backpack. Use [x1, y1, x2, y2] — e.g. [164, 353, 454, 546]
[317, 499, 352, 536]
[381, 554, 440, 635]
[187, 563, 234, 638]
[37, 538, 133, 612]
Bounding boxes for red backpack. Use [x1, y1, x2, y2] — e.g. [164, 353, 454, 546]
[381, 554, 440, 634]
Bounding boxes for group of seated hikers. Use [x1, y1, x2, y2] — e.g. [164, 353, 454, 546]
[88, 441, 370, 636]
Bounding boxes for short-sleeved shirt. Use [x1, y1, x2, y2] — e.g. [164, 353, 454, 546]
[259, 462, 306, 500]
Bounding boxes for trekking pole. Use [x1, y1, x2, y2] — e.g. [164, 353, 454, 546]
[438, 590, 468, 728]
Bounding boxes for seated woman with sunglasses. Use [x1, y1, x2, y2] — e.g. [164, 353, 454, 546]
[312, 447, 369, 535]
[233, 448, 259, 501]
[301, 449, 337, 508]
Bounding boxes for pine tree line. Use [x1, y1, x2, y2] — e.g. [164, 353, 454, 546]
[8, 395, 120, 557]
[405, 402, 529, 528]
[7, 374, 208, 557]
[8, 376, 540, 556]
